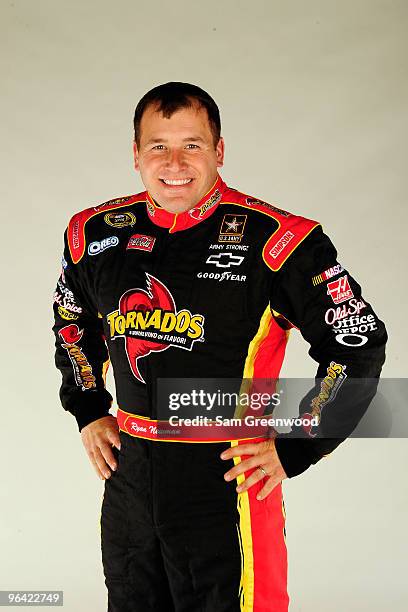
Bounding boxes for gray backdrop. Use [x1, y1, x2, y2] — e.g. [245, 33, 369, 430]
[1, 1, 407, 610]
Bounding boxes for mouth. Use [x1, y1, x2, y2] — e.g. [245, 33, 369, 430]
[159, 178, 194, 186]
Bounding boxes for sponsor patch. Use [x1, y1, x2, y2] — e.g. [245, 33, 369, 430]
[326, 275, 354, 305]
[268, 230, 295, 259]
[93, 196, 131, 212]
[218, 215, 247, 244]
[127, 234, 156, 252]
[301, 362, 347, 437]
[246, 198, 290, 217]
[205, 253, 244, 269]
[312, 264, 344, 286]
[189, 189, 221, 220]
[325, 299, 378, 346]
[146, 199, 155, 217]
[324, 298, 366, 325]
[106, 274, 205, 383]
[58, 306, 79, 321]
[104, 211, 136, 228]
[88, 236, 119, 256]
[72, 219, 80, 250]
[54, 279, 83, 314]
[58, 324, 96, 390]
[196, 271, 246, 282]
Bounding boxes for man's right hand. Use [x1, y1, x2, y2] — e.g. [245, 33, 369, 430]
[80, 415, 121, 480]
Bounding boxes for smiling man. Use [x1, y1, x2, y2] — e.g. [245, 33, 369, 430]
[133, 98, 224, 213]
[53, 82, 387, 611]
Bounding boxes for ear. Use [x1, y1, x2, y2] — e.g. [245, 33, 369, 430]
[133, 141, 140, 171]
[216, 137, 225, 168]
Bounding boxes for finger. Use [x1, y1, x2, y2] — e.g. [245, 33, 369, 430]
[220, 443, 259, 460]
[91, 447, 112, 480]
[99, 442, 118, 472]
[256, 476, 281, 500]
[236, 467, 266, 493]
[86, 450, 108, 480]
[224, 455, 264, 482]
[106, 427, 121, 451]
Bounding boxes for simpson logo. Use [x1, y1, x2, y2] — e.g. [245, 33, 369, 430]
[58, 306, 79, 321]
[127, 234, 156, 252]
[301, 362, 347, 437]
[88, 236, 119, 255]
[72, 219, 80, 250]
[189, 189, 221, 220]
[106, 274, 205, 383]
[104, 211, 136, 228]
[268, 231, 295, 259]
[312, 264, 344, 286]
[327, 275, 354, 305]
[58, 324, 96, 390]
[219, 215, 247, 244]
[205, 253, 244, 268]
[94, 195, 131, 212]
[245, 198, 290, 217]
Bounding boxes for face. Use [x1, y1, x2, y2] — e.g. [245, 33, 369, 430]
[133, 102, 224, 214]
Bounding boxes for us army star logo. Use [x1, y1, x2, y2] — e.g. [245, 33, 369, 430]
[219, 214, 247, 244]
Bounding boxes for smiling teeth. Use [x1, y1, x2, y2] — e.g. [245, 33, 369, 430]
[162, 179, 192, 185]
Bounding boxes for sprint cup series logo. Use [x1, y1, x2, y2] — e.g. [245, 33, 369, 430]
[107, 274, 205, 383]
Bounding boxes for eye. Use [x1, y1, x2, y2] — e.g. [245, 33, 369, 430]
[152, 144, 166, 150]
[185, 143, 199, 149]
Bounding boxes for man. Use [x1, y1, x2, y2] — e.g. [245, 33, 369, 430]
[53, 82, 387, 611]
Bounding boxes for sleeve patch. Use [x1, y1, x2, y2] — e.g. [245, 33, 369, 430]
[263, 217, 320, 271]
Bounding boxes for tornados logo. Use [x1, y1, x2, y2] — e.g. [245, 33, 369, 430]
[58, 324, 96, 390]
[301, 361, 347, 437]
[107, 274, 205, 383]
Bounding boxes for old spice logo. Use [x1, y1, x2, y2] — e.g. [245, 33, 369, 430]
[127, 234, 156, 252]
[326, 275, 354, 305]
[107, 274, 205, 383]
[269, 231, 295, 259]
[189, 189, 221, 220]
[58, 324, 96, 390]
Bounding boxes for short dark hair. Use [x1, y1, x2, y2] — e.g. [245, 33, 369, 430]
[133, 82, 221, 148]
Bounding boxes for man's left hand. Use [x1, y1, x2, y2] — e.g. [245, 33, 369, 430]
[220, 438, 287, 500]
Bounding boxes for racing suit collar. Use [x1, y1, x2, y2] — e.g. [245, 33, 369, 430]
[145, 175, 226, 233]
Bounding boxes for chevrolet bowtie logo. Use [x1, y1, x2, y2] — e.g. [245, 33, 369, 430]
[205, 253, 245, 268]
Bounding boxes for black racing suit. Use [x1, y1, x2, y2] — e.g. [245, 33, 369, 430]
[53, 175, 387, 611]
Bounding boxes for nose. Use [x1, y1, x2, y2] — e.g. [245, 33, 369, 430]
[165, 148, 187, 172]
